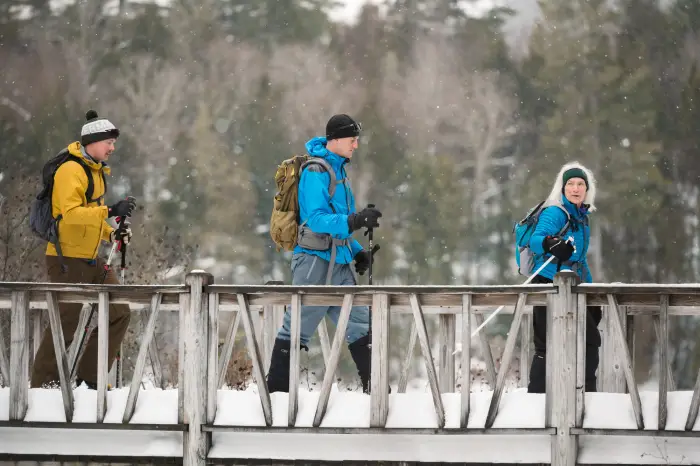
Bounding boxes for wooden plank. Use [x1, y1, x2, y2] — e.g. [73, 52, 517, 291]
[485, 293, 527, 429]
[438, 314, 456, 393]
[551, 272, 578, 466]
[143, 312, 164, 389]
[217, 309, 241, 388]
[0, 420, 187, 431]
[572, 427, 700, 438]
[318, 317, 332, 370]
[519, 313, 531, 388]
[654, 312, 676, 391]
[9, 291, 29, 420]
[207, 292, 219, 425]
[606, 294, 644, 429]
[575, 293, 586, 428]
[202, 425, 556, 435]
[0, 312, 7, 384]
[237, 293, 272, 426]
[686, 367, 700, 431]
[288, 293, 301, 427]
[473, 312, 497, 388]
[460, 294, 472, 428]
[183, 271, 212, 466]
[33, 310, 44, 358]
[178, 292, 189, 424]
[409, 294, 445, 428]
[96, 292, 110, 423]
[658, 294, 669, 431]
[313, 294, 354, 427]
[600, 303, 628, 393]
[67, 304, 92, 381]
[397, 320, 417, 393]
[123, 293, 162, 423]
[370, 293, 390, 427]
[262, 304, 276, 373]
[209, 283, 559, 295]
[45, 291, 73, 422]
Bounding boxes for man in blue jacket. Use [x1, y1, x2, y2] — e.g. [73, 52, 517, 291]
[266, 114, 382, 394]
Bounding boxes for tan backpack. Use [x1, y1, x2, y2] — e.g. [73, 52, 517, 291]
[270, 155, 336, 251]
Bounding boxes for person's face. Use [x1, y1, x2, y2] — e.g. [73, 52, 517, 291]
[85, 138, 116, 162]
[327, 136, 359, 159]
[564, 177, 587, 206]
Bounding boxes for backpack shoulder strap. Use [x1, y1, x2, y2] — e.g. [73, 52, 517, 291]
[66, 156, 97, 203]
[541, 199, 571, 236]
[301, 157, 337, 198]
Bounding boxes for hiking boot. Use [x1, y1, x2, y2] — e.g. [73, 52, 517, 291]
[266, 338, 291, 393]
[348, 335, 371, 394]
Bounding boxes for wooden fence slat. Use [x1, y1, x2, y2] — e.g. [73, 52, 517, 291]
[438, 314, 456, 393]
[178, 292, 189, 424]
[68, 304, 92, 381]
[96, 292, 110, 423]
[207, 292, 219, 424]
[143, 312, 164, 389]
[575, 293, 586, 427]
[606, 294, 644, 429]
[217, 309, 241, 388]
[33, 310, 43, 359]
[313, 294, 354, 427]
[318, 317, 332, 369]
[686, 367, 700, 431]
[397, 320, 417, 393]
[653, 313, 676, 391]
[45, 291, 73, 422]
[237, 293, 273, 426]
[9, 291, 29, 420]
[409, 294, 445, 428]
[123, 293, 162, 423]
[658, 294, 669, 431]
[485, 293, 527, 428]
[460, 294, 472, 428]
[288, 293, 301, 427]
[519, 313, 531, 388]
[473, 312, 497, 388]
[370, 293, 390, 428]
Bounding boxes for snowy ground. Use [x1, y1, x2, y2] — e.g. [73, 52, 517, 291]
[1, 385, 699, 463]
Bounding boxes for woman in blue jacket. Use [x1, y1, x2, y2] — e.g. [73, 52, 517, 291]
[527, 162, 602, 393]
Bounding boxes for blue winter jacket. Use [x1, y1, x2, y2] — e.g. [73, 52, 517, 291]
[292, 137, 363, 264]
[529, 194, 592, 283]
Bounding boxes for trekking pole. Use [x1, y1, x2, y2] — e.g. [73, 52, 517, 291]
[366, 204, 375, 286]
[468, 236, 576, 340]
[69, 207, 131, 381]
[115, 217, 130, 388]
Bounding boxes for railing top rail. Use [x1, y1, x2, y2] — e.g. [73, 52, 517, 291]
[577, 283, 700, 294]
[0, 282, 187, 293]
[207, 284, 557, 294]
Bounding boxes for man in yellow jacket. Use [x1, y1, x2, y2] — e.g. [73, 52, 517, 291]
[31, 110, 137, 389]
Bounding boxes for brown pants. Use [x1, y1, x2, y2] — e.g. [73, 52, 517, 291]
[30, 255, 131, 387]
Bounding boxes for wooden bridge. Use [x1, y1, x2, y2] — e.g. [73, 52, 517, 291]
[0, 270, 699, 465]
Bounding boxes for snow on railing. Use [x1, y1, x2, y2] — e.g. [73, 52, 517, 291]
[0, 270, 699, 466]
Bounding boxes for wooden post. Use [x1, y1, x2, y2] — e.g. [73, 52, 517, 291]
[10, 291, 29, 421]
[370, 293, 390, 428]
[550, 271, 579, 466]
[519, 313, 531, 388]
[460, 294, 472, 428]
[183, 270, 213, 466]
[438, 313, 456, 393]
[599, 304, 627, 392]
[96, 291, 110, 423]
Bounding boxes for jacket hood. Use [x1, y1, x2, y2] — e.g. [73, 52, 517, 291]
[305, 137, 347, 169]
[67, 141, 111, 175]
[546, 161, 596, 212]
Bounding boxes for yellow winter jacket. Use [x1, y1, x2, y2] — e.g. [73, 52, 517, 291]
[45, 142, 114, 260]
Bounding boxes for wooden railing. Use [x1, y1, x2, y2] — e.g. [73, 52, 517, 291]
[0, 270, 699, 466]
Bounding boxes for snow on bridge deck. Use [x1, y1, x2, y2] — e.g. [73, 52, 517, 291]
[1, 386, 699, 464]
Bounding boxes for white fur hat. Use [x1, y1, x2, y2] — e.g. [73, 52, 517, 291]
[546, 161, 597, 212]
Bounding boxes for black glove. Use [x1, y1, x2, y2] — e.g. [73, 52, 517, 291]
[542, 236, 574, 262]
[347, 206, 382, 233]
[110, 225, 133, 244]
[354, 245, 380, 275]
[108, 197, 136, 218]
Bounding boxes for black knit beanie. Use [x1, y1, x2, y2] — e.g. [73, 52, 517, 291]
[326, 114, 361, 141]
[80, 110, 120, 146]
